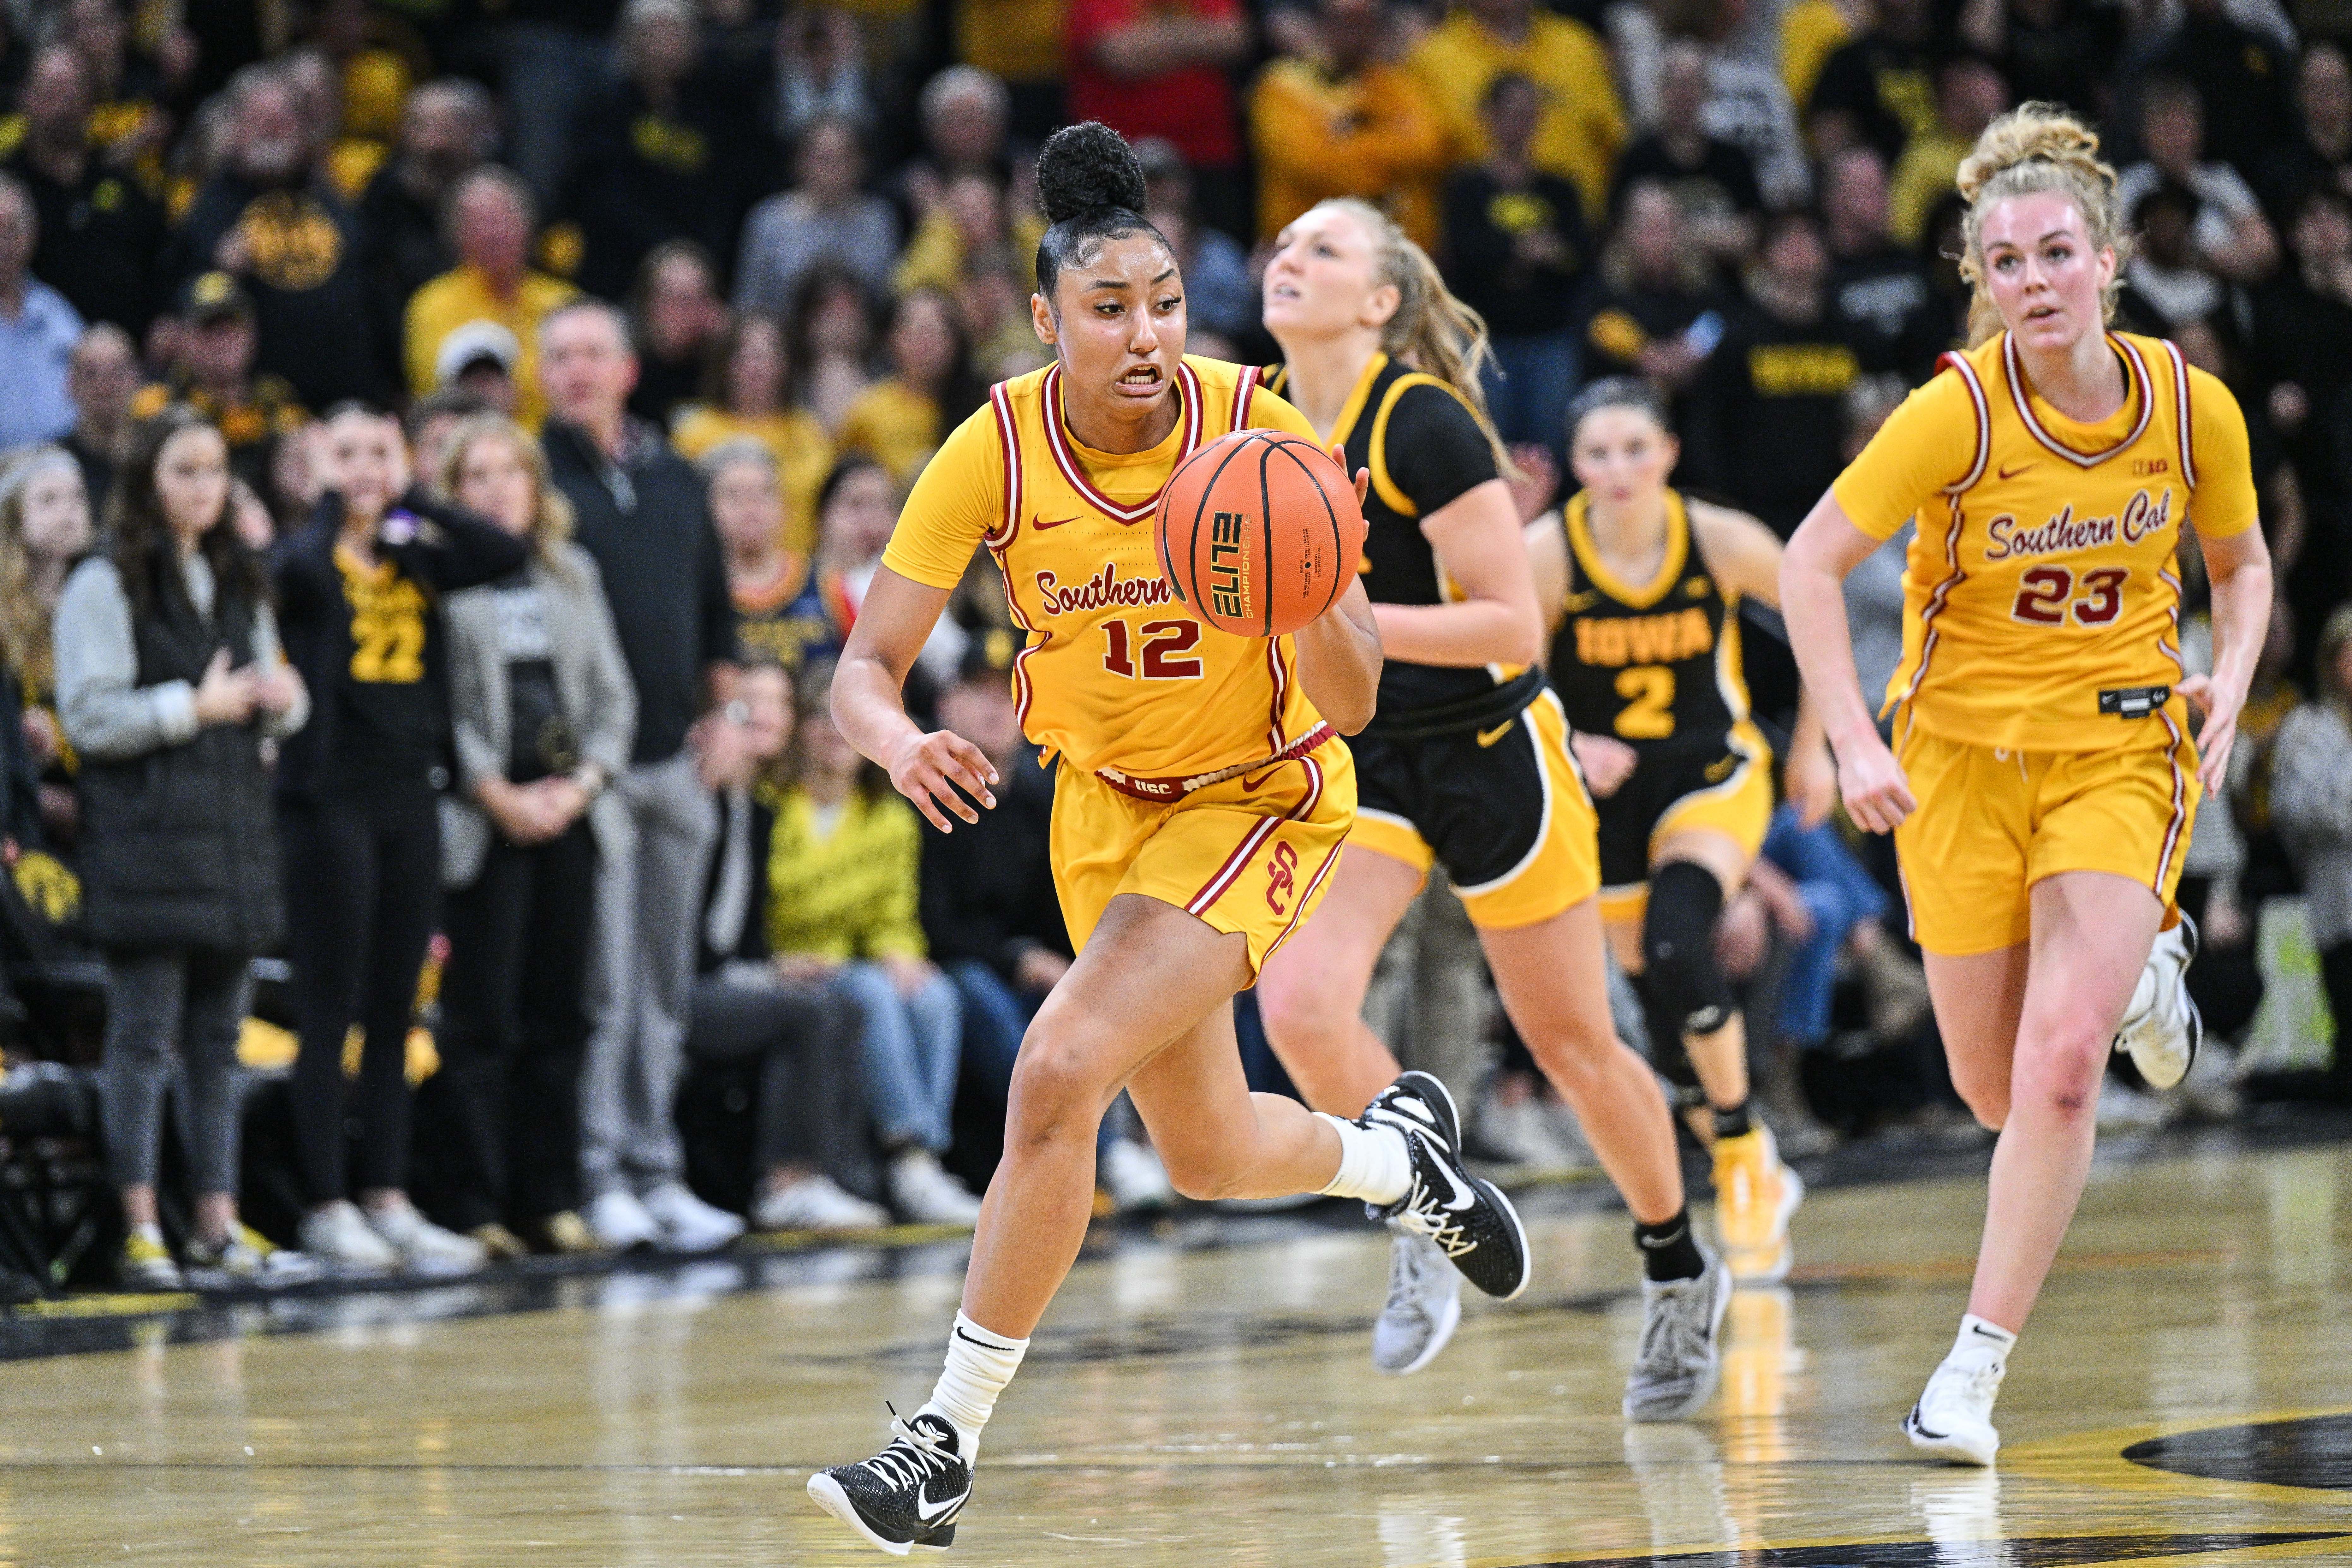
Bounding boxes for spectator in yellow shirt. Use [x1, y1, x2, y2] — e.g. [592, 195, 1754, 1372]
[767, 668, 983, 1222]
[671, 313, 834, 557]
[402, 167, 577, 429]
[1409, 0, 1625, 223]
[837, 289, 980, 483]
[1250, 0, 1449, 247]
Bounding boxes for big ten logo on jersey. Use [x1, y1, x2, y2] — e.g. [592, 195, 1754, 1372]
[1264, 840, 1300, 914]
[1209, 512, 1251, 624]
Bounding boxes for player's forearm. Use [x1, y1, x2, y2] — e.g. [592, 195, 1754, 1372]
[832, 647, 926, 769]
[1778, 545, 1879, 756]
[2205, 555, 2273, 704]
[1369, 598, 1542, 669]
[1295, 581, 1383, 734]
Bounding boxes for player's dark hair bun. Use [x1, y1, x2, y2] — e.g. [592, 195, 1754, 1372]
[1035, 122, 1149, 226]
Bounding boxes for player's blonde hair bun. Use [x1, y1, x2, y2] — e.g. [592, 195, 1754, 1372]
[1954, 103, 2131, 346]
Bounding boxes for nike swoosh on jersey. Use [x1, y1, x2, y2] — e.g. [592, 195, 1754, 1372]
[1032, 514, 1085, 530]
[1996, 462, 2036, 480]
[1704, 755, 1736, 782]
[1475, 720, 1516, 748]
[1562, 590, 1601, 611]
[1239, 769, 1280, 792]
[917, 1486, 970, 1524]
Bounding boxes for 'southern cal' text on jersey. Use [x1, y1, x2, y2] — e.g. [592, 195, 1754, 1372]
[883, 355, 1328, 778]
[1833, 329, 2257, 753]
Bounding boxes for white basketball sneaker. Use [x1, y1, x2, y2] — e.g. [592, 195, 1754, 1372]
[2114, 914, 2200, 1091]
[1903, 1341, 2007, 1466]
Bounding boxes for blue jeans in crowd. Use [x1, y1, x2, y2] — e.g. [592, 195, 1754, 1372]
[831, 962, 962, 1153]
[1480, 330, 1581, 466]
[949, 960, 1120, 1158]
[1760, 804, 1889, 1047]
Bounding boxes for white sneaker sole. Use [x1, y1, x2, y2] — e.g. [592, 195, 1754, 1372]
[2116, 917, 2200, 1091]
[1903, 1405, 1998, 1466]
[1375, 1289, 1462, 1377]
[807, 1471, 958, 1556]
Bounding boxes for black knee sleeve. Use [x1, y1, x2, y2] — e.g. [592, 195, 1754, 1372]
[1637, 861, 1736, 1049]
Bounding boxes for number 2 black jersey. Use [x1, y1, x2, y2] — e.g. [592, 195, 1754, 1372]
[1263, 354, 1507, 718]
[1547, 487, 1749, 758]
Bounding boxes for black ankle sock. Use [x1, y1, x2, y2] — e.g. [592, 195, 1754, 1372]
[1712, 1097, 1752, 1140]
[1633, 1209, 1706, 1282]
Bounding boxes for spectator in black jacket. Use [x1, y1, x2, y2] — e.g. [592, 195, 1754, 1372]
[352, 80, 497, 324]
[688, 657, 884, 1232]
[162, 65, 393, 409]
[1821, 146, 1947, 381]
[55, 408, 315, 1291]
[272, 403, 528, 1275]
[4, 44, 166, 338]
[1442, 73, 1591, 463]
[538, 297, 754, 1254]
[1684, 209, 1862, 538]
[562, 0, 760, 304]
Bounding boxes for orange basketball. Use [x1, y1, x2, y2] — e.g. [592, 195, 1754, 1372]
[1155, 431, 1365, 639]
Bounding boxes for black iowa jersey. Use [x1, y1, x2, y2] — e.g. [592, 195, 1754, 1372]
[1549, 488, 1749, 754]
[1265, 354, 1503, 718]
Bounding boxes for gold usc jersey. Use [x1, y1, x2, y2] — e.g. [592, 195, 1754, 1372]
[884, 355, 1329, 778]
[1833, 330, 2258, 754]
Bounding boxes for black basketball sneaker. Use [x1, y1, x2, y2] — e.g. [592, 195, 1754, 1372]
[1362, 1070, 1531, 1300]
[807, 1405, 971, 1556]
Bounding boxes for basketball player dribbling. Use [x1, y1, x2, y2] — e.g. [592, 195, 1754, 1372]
[805, 125, 1530, 1555]
[1780, 104, 2272, 1464]
[1251, 200, 1732, 1417]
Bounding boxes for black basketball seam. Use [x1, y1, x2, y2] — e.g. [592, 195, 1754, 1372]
[1183, 431, 1257, 615]
[1257, 436, 1275, 638]
[1269, 438, 1346, 621]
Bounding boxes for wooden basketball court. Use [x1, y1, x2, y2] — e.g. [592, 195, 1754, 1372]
[3, 1130, 2350, 1565]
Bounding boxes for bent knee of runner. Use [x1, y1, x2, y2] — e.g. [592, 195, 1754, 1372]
[1155, 1138, 1257, 1202]
[2008, 1019, 2112, 1122]
[1253, 959, 1357, 1056]
[1004, 1024, 1120, 1153]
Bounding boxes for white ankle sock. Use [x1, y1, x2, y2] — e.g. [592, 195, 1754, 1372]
[922, 1313, 1029, 1459]
[1315, 1113, 1412, 1206]
[1951, 1313, 2017, 1366]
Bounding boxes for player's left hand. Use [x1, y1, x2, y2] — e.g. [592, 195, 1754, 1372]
[2176, 673, 2244, 794]
[1786, 737, 1839, 829]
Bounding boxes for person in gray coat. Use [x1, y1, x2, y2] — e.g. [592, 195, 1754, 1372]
[419, 415, 638, 1256]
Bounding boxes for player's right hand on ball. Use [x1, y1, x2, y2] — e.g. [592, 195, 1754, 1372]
[888, 730, 998, 831]
[1836, 734, 1915, 835]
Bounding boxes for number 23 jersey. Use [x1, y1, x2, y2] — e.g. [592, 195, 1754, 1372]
[1832, 330, 2258, 753]
[882, 355, 1329, 779]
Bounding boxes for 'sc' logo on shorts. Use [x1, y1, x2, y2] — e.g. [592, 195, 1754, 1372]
[1265, 840, 1300, 914]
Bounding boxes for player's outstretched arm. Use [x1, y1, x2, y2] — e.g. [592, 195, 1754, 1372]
[1781, 492, 1915, 834]
[834, 564, 1001, 833]
[1294, 576, 1383, 734]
